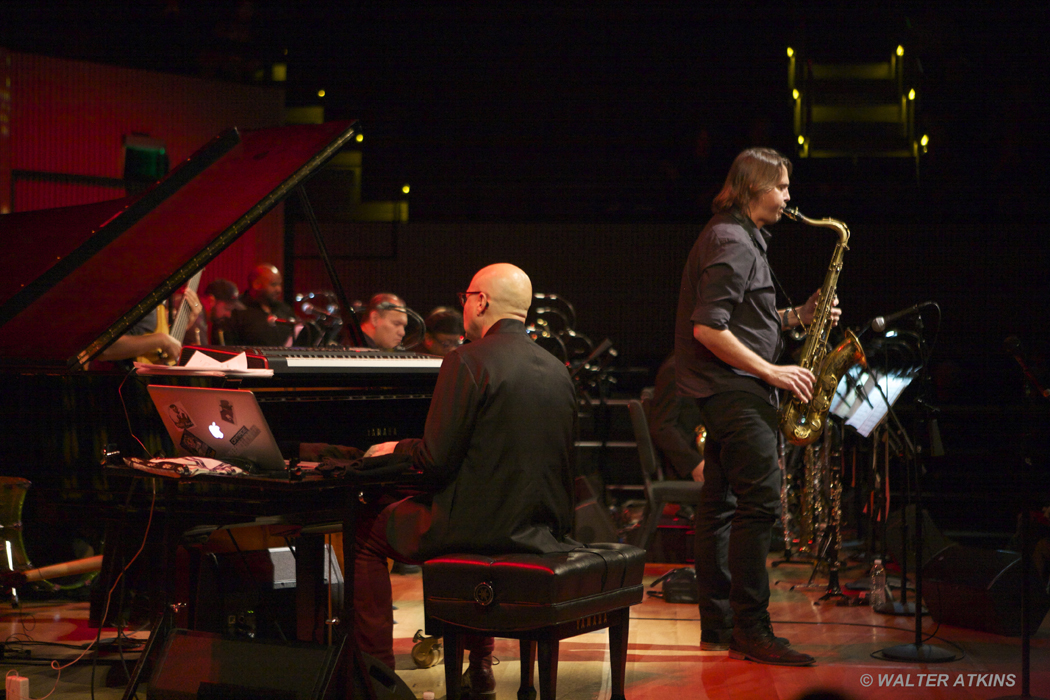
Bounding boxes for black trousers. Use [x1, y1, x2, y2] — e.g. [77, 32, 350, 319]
[693, 391, 781, 630]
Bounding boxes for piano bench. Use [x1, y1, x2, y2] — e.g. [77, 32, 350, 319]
[423, 542, 645, 700]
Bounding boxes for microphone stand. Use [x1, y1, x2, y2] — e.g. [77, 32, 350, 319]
[874, 325, 959, 663]
[992, 342, 1049, 700]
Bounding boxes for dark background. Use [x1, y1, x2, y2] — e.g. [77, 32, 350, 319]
[2, 2, 1047, 400]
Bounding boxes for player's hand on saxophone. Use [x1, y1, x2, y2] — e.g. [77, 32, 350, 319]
[764, 364, 815, 403]
[798, 289, 841, 327]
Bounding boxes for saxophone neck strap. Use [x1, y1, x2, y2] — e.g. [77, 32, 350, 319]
[743, 225, 804, 335]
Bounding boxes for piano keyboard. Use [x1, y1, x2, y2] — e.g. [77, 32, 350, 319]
[181, 345, 444, 374]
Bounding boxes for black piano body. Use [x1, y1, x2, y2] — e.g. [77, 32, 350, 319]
[0, 120, 440, 549]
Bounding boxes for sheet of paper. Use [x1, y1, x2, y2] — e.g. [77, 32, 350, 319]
[134, 351, 272, 377]
[184, 350, 249, 370]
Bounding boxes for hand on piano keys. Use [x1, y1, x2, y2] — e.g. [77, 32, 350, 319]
[365, 441, 398, 458]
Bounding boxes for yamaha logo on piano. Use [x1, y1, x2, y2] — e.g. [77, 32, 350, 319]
[367, 427, 399, 437]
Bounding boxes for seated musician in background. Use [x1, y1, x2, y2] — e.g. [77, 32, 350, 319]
[199, 278, 244, 345]
[408, 306, 463, 357]
[215, 264, 297, 346]
[97, 288, 202, 362]
[358, 293, 409, 350]
[649, 353, 705, 482]
[357, 263, 578, 692]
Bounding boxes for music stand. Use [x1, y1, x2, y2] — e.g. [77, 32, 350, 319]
[830, 357, 919, 607]
[857, 329, 958, 664]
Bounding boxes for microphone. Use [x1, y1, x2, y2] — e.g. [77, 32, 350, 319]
[871, 301, 934, 333]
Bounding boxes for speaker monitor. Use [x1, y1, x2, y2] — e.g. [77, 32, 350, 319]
[148, 630, 416, 700]
[885, 505, 954, 572]
[192, 545, 342, 643]
[922, 544, 1050, 637]
[148, 629, 340, 700]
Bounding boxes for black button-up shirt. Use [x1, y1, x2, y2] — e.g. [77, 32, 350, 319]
[674, 210, 783, 406]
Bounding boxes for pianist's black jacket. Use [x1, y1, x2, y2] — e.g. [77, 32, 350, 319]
[394, 318, 578, 558]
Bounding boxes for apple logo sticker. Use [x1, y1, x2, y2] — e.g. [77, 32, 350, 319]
[209, 422, 224, 439]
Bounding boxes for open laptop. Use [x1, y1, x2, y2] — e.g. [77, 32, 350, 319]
[147, 385, 287, 473]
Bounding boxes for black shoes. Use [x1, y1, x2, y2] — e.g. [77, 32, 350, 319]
[461, 660, 496, 700]
[700, 628, 733, 651]
[728, 621, 814, 666]
[700, 625, 790, 652]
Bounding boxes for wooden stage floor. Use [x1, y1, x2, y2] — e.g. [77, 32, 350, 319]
[1, 555, 1047, 699]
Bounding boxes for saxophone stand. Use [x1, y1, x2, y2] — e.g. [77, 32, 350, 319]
[874, 333, 958, 663]
[991, 337, 1049, 700]
[815, 428, 852, 605]
[786, 425, 851, 603]
[812, 423, 852, 605]
[772, 441, 812, 569]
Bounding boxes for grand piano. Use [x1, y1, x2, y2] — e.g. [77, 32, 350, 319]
[0, 121, 443, 698]
[0, 119, 443, 492]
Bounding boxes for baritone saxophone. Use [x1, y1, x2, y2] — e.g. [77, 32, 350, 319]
[778, 207, 866, 447]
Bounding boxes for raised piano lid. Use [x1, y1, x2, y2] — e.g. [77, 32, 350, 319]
[0, 121, 359, 371]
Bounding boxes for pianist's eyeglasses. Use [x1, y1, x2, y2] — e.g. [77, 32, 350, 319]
[457, 290, 483, 307]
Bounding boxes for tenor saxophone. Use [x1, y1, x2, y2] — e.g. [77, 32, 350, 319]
[778, 207, 867, 446]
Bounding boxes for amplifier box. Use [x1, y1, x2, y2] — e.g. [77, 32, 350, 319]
[192, 544, 343, 642]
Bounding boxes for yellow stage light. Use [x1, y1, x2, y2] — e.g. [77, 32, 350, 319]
[787, 47, 794, 58]
[355, 133, 364, 143]
[792, 89, 799, 100]
[317, 89, 326, 98]
[908, 89, 915, 101]
[797, 135, 805, 145]
[402, 184, 411, 195]
[896, 45, 904, 57]
[920, 134, 929, 147]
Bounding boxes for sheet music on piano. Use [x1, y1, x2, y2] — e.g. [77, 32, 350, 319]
[829, 365, 916, 437]
[134, 350, 274, 377]
[180, 345, 443, 375]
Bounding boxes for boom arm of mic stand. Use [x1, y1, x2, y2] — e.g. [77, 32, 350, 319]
[296, 185, 366, 348]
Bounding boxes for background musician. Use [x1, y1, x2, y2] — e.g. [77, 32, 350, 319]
[358, 292, 409, 350]
[408, 306, 464, 357]
[216, 263, 297, 346]
[649, 353, 705, 482]
[675, 147, 838, 666]
[96, 288, 202, 362]
[199, 278, 244, 345]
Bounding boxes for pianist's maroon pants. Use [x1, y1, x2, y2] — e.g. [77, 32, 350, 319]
[354, 496, 494, 670]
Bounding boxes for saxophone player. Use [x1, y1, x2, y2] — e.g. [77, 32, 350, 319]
[674, 147, 840, 667]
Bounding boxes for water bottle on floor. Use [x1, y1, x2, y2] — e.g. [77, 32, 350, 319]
[870, 559, 888, 608]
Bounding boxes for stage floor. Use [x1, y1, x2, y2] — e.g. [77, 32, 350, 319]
[1, 555, 1047, 699]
